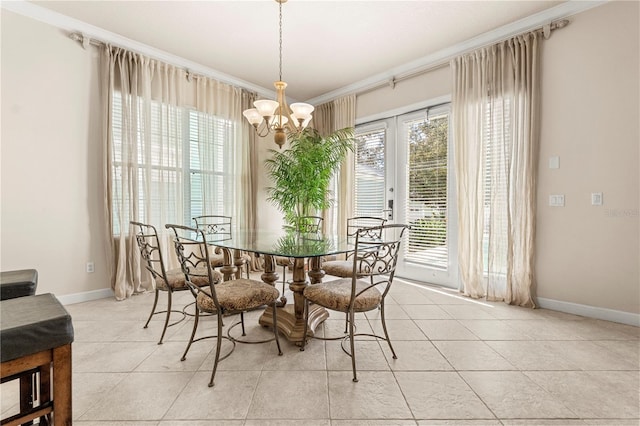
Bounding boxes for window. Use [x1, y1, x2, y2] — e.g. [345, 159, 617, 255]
[354, 127, 386, 218]
[404, 110, 449, 269]
[111, 93, 234, 234]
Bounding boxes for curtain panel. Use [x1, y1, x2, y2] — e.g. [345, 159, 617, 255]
[451, 32, 540, 307]
[312, 95, 356, 236]
[101, 45, 255, 299]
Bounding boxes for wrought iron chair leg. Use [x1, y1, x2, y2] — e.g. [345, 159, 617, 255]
[209, 312, 223, 387]
[144, 289, 159, 329]
[380, 301, 397, 359]
[272, 303, 283, 355]
[158, 290, 173, 344]
[240, 312, 246, 336]
[344, 313, 349, 334]
[181, 308, 200, 361]
[349, 309, 358, 382]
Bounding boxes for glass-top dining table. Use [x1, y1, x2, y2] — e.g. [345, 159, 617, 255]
[208, 229, 354, 344]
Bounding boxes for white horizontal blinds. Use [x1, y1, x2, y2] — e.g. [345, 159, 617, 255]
[404, 111, 449, 269]
[111, 92, 233, 234]
[483, 97, 511, 274]
[354, 127, 386, 218]
[188, 111, 231, 222]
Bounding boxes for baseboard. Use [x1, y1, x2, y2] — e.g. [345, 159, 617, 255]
[57, 287, 114, 305]
[536, 297, 640, 327]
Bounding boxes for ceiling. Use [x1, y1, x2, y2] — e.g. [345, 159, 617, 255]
[29, 0, 569, 102]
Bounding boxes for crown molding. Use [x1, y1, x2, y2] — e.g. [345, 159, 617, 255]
[305, 0, 608, 105]
[1, 0, 277, 100]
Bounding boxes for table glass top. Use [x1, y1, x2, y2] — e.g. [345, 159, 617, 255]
[206, 229, 354, 258]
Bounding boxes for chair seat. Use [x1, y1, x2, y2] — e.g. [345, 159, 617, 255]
[209, 252, 252, 267]
[196, 279, 279, 313]
[322, 260, 356, 278]
[156, 267, 220, 290]
[274, 256, 292, 267]
[303, 279, 382, 313]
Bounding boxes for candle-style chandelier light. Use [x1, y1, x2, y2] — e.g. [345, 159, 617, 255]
[242, 0, 314, 149]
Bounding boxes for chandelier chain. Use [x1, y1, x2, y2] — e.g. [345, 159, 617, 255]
[278, 1, 283, 82]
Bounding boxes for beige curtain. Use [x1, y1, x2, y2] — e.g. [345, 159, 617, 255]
[102, 45, 253, 299]
[451, 32, 539, 307]
[312, 94, 356, 236]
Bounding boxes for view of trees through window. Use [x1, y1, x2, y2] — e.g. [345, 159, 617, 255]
[405, 111, 449, 267]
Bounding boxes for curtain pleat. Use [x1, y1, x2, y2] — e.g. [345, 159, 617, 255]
[452, 32, 539, 307]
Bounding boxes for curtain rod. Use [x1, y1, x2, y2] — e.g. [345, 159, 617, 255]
[357, 19, 569, 98]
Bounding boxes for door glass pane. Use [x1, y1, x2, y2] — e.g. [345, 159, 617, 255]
[404, 111, 449, 269]
[354, 128, 386, 218]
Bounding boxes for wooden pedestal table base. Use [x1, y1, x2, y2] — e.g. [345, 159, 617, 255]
[258, 255, 328, 345]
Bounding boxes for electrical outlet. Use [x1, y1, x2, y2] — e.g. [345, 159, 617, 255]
[86, 262, 95, 273]
[591, 192, 603, 206]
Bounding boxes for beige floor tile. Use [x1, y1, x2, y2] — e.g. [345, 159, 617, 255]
[73, 372, 127, 419]
[553, 340, 639, 370]
[460, 371, 577, 419]
[401, 305, 453, 320]
[500, 420, 585, 425]
[321, 317, 374, 337]
[369, 319, 429, 340]
[524, 371, 640, 419]
[417, 421, 502, 425]
[135, 340, 211, 372]
[159, 421, 242, 426]
[434, 341, 516, 371]
[73, 341, 158, 373]
[328, 371, 412, 419]
[333, 421, 417, 425]
[592, 340, 640, 361]
[164, 371, 260, 420]
[263, 338, 327, 370]
[383, 341, 453, 371]
[247, 421, 330, 426]
[390, 292, 436, 305]
[74, 422, 159, 426]
[395, 371, 495, 420]
[486, 341, 581, 370]
[80, 372, 193, 421]
[506, 319, 584, 340]
[326, 340, 391, 372]
[582, 420, 640, 425]
[364, 303, 411, 320]
[198, 338, 270, 372]
[247, 370, 329, 419]
[439, 305, 499, 320]
[0, 380, 18, 417]
[459, 319, 532, 340]
[414, 320, 479, 340]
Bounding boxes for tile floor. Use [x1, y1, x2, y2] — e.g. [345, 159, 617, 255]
[2, 276, 639, 425]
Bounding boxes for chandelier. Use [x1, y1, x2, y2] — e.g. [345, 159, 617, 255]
[242, 0, 314, 149]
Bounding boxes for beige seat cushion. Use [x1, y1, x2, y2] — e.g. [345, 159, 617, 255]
[209, 251, 252, 267]
[322, 260, 355, 278]
[274, 256, 292, 267]
[156, 267, 221, 291]
[196, 279, 279, 313]
[303, 278, 382, 313]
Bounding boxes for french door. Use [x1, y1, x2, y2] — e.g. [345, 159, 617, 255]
[354, 104, 457, 288]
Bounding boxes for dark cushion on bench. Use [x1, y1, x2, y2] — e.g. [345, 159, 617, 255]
[0, 293, 74, 363]
[0, 269, 38, 301]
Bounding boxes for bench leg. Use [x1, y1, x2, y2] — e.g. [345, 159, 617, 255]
[52, 344, 72, 426]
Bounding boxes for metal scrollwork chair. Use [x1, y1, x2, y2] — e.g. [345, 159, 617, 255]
[166, 224, 282, 387]
[193, 215, 252, 279]
[275, 215, 324, 296]
[300, 224, 409, 383]
[322, 216, 388, 278]
[131, 221, 199, 345]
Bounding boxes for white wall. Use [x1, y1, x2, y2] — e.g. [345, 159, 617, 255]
[1, 11, 109, 297]
[354, 1, 639, 316]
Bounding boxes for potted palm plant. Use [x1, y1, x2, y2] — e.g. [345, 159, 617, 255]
[265, 127, 355, 230]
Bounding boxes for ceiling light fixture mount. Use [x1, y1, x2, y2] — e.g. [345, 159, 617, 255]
[242, 0, 314, 149]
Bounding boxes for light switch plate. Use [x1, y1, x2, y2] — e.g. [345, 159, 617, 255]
[549, 194, 565, 207]
[549, 156, 560, 169]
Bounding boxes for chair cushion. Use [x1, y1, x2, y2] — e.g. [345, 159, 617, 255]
[0, 269, 38, 300]
[322, 260, 355, 278]
[275, 256, 292, 267]
[156, 267, 221, 291]
[196, 279, 279, 313]
[209, 252, 252, 267]
[303, 278, 382, 313]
